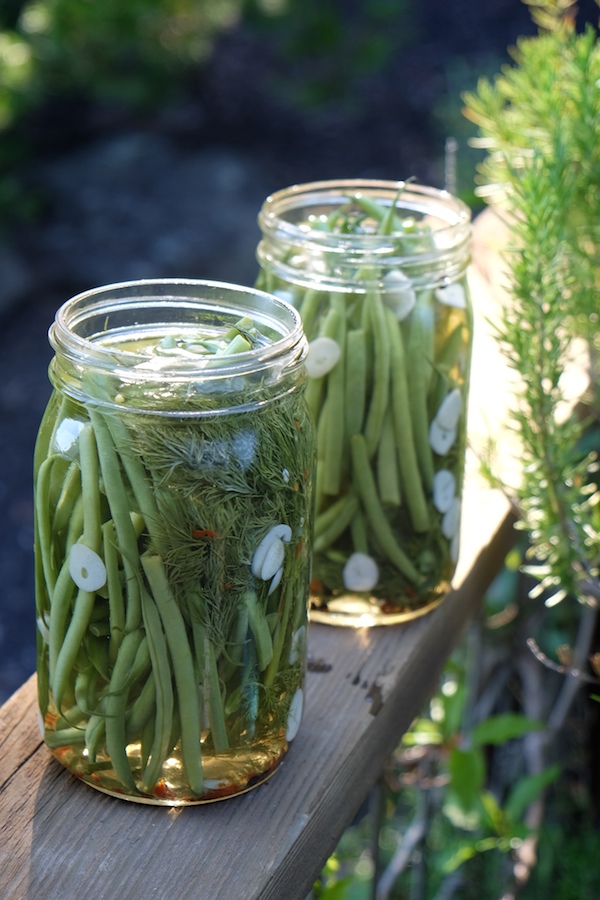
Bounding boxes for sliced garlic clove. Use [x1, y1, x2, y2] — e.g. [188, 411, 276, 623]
[432, 468, 456, 513]
[435, 387, 462, 431]
[429, 420, 457, 455]
[435, 282, 466, 309]
[343, 551, 380, 592]
[305, 336, 341, 378]
[252, 524, 292, 578]
[69, 543, 107, 592]
[442, 498, 461, 539]
[382, 270, 417, 321]
[267, 565, 284, 596]
[260, 538, 286, 581]
[286, 688, 304, 742]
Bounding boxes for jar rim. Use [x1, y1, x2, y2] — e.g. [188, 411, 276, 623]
[258, 178, 471, 249]
[50, 277, 307, 381]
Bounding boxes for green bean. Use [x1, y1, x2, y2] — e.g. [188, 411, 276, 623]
[65, 494, 84, 552]
[377, 410, 401, 507]
[52, 459, 82, 536]
[75, 667, 93, 713]
[52, 587, 96, 711]
[55, 704, 87, 731]
[140, 587, 174, 792]
[298, 289, 323, 340]
[142, 554, 203, 795]
[350, 434, 422, 584]
[125, 673, 156, 743]
[89, 409, 142, 632]
[406, 300, 435, 492]
[44, 727, 87, 749]
[129, 634, 151, 686]
[321, 311, 346, 497]
[305, 306, 343, 422]
[313, 492, 359, 553]
[204, 633, 229, 753]
[141, 715, 155, 771]
[78, 423, 102, 553]
[104, 629, 144, 793]
[102, 412, 162, 542]
[386, 307, 430, 533]
[364, 285, 391, 458]
[245, 589, 274, 671]
[314, 490, 358, 537]
[345, 328, 367, 439]
[264, 580, 294, 689]
[102, 520, 125, 665]
[49, 554, 78, 684]
[86, 633, 110, 682]
[85, 697, 107, 763]
[220, 605, 249, 683]
[35, 456, 59, 594]
[377, 187, 404, 235]
[350, 508, 369, 555]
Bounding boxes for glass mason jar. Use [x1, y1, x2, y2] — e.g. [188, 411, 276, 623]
[34, 278, 315, 805]
[256, 179, 472, 626]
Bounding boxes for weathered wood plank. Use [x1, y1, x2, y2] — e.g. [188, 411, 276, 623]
[0, 207, 522, 900]
[0, 504, 516, 900]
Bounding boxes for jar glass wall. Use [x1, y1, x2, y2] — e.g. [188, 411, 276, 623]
[34, 279, 315, 804]
[256, 180, 473, 626]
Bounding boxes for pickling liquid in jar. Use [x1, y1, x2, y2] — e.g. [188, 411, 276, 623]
[256, 180, 473, 626]
[34, 279, 315, 804]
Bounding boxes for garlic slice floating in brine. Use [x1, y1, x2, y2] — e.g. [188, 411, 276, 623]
[382, 270, 417, 321]
[442, 498, 461, 539]
[429, 420, 457, 456]
[435, 282, 466, 309]
[305, 336, 341, 378]
[343, 552, 379, 592]
[435, 388, 462, 431]
[69, 543, 107, 591]
[286, 688, 304, 742]
[432, 469, 456, 513]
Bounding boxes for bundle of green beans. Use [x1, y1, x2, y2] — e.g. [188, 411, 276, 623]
[34, 318, 314, 803]
[257, 193, 472, 616]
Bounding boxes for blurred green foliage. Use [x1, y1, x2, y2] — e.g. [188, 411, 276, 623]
[0, 0, 243, 124]
[241, 0, 412, 110]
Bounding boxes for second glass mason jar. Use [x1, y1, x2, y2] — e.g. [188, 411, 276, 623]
[34, 279, 315, 804]
[256, 179, 473, 626]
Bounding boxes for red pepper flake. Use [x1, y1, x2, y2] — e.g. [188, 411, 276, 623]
[294, 540, 303, 559]
[192, 529, 218, 539]
[153, 780, 177, 800]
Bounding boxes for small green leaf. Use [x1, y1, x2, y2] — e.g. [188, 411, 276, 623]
[471, 713, 544, 747]
[479, 789, 506, 835]
[448, 747, 485, 811]
[504, 764, 561, 823]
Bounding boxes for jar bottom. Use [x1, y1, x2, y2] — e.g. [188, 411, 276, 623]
[309, 587, 449, 627]
[47, 738, 287, 806]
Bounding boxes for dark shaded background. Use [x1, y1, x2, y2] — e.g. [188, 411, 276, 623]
[1, 0, 598, 702]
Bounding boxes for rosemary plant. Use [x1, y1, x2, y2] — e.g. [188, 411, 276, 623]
[463, 0, 600, 605]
